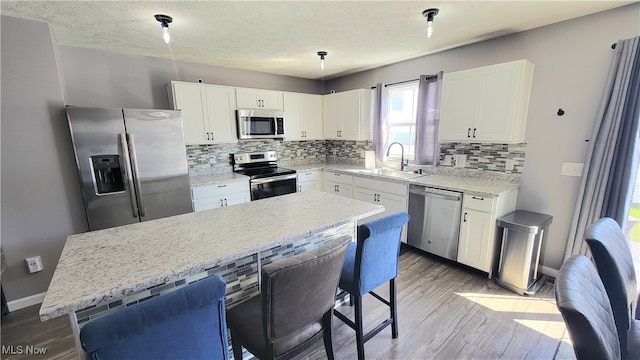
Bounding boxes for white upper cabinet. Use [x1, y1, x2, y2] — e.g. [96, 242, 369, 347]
[439, 60, 534, 143]
[168, 81, 237, 145]
[235, 87, 283, 110]
[323, 89, 372, 141]
[283, 92, 323, 141]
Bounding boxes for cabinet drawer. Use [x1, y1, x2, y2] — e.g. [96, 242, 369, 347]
[324, 171, 353, 185]
[191, 181, 249, 200]
[353, 176, 407, 196]
[298, 170, 321, 182]
[463, 194, 496, 213]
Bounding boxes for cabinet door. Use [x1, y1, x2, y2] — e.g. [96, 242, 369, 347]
[193, 195, 224, 211]
[323, 93, 342, 139]
[354, 187, 380, 223]
[223, 192, 250, 207]
[236, 88, 282, 110]
[299, 180, 321, 192]
[301, 94, 323, 140]
[204, 85, 237, 143]
[324, 181, 352, 198]
[457, 209, 493, 272]
[341, 89, 361, 140]
[283, 93, 303, 141]
[258, 90, 283, 110]
[439, 70, 477, 142]
[171, 82, 209, 145]
[473, 63, 519, 142]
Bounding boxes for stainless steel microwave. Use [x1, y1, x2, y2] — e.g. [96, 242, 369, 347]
[236, 109, 285, 140]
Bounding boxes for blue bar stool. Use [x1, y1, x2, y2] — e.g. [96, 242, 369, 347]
[334, 212, 410, 360]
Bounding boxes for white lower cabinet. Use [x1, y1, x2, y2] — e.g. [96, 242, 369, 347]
[457, 190, 517, 277]
[297, 170, 322, 192]
[353, 176, 408, 242]
[191, 181, 250, 211]
[323, 171, 353, 198]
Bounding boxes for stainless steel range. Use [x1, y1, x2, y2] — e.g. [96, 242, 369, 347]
[232, 151, 297, 200]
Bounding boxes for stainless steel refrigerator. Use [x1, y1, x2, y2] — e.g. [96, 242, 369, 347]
[66, 107, 193, 231]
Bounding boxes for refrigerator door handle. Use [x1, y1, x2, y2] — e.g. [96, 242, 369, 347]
[119, 133, 139, 218]
[126, 133, 146, 217]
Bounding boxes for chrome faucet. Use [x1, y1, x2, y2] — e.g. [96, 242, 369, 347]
[386, 142, 408, 171]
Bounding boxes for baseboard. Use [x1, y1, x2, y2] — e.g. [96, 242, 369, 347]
[540, 265, 558, 278]
[7, 292, 46, 312]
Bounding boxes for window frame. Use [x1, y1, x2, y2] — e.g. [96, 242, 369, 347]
[384, 81, 420, 161]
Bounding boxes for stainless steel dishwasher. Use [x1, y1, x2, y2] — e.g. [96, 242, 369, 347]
[407, 184, 463, 260]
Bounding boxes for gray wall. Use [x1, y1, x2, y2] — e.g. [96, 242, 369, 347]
[1, 16, 88, 301]
[59, 46, 324, 109]
[326, 3, 640, 271]
[0, 17, 322, 304]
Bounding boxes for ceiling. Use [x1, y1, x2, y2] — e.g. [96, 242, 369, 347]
[1, 1, 636, 80]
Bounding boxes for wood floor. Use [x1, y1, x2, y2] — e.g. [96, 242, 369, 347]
[0, 247, 571, 360]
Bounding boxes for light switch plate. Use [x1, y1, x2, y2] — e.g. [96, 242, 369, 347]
[443, 155, 453, 166]
[561, 162, 584, 177]
[454, 154, 467, 168]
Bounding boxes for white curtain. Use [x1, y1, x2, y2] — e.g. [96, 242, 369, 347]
[564, 36, 640, 258]
[414, 73, 443, 165]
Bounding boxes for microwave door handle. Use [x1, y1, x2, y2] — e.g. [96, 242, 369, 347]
[127, 133, 145, 217]
[119, 133, 139, 218]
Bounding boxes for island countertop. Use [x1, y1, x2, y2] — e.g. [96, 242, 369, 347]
[40, 191, 384, 321]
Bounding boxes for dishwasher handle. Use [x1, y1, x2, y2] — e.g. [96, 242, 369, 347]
[409, 186, 462, 201]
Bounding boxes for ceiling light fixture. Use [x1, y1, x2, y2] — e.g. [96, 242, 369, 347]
[154, 14, 173, 44]
[317, 51, 327, 70]
[422, 8, 439, 38]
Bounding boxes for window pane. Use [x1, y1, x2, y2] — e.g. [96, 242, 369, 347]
[385, 82, 418, 159]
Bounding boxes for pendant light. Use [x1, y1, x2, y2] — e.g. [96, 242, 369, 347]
[154, 14, 173, 44]
[422, 8, 439, 38]
[317, 51, 327, 70]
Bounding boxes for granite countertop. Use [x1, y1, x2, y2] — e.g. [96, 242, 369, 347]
[39, 191, 383, 321]
[408, 175, 519, 197]
[190, 172, 249, 187]
[188, 162, 519, 196]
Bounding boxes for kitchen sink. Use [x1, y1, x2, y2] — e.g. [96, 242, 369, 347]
[345, 168, 422, 179]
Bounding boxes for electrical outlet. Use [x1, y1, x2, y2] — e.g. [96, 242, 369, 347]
[561, 162, 584, 177]
[505, 159, 515, 171]
[209, 153, 217, 165]
[26, 256, 43, 273]
[443, 155, 453, 166]
[332, 149, 337, 156]
[454, 154, 467, 168]
[296, 149, 303, 157]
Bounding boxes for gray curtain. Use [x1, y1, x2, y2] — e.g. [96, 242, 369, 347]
[565, 36, 640, 258]
[373, 83, 389, 162]
[414, 72, 443, 165]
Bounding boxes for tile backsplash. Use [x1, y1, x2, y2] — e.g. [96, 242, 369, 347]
[186, 140, 526, 175]
[439, 143, 526, 174]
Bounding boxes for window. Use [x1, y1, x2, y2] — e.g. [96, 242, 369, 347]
[385, 82, 419, 159]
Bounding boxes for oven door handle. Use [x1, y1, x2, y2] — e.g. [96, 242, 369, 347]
[251, 173, 298, 185]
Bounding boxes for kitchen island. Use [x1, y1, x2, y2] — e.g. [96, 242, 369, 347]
[39, 190, 383, 355]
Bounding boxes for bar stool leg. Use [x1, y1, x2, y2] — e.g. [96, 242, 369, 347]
[354, 294, 365, 360]
[390, 278, 398, 339]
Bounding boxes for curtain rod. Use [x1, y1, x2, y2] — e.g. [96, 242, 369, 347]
[369, 74, 439, 89]
[612, 43, 617, 49]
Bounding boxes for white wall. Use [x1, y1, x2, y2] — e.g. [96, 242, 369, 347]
[326, 4, 640, 271]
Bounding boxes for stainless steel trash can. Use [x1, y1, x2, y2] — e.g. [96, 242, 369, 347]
[495, 210, 552, 295]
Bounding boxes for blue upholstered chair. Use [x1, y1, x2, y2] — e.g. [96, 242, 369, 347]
[226, 236, 351, 360]
[585, 217, 640, 359]
[80, 275, 229, 360]
[334, 212, 410, 360]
